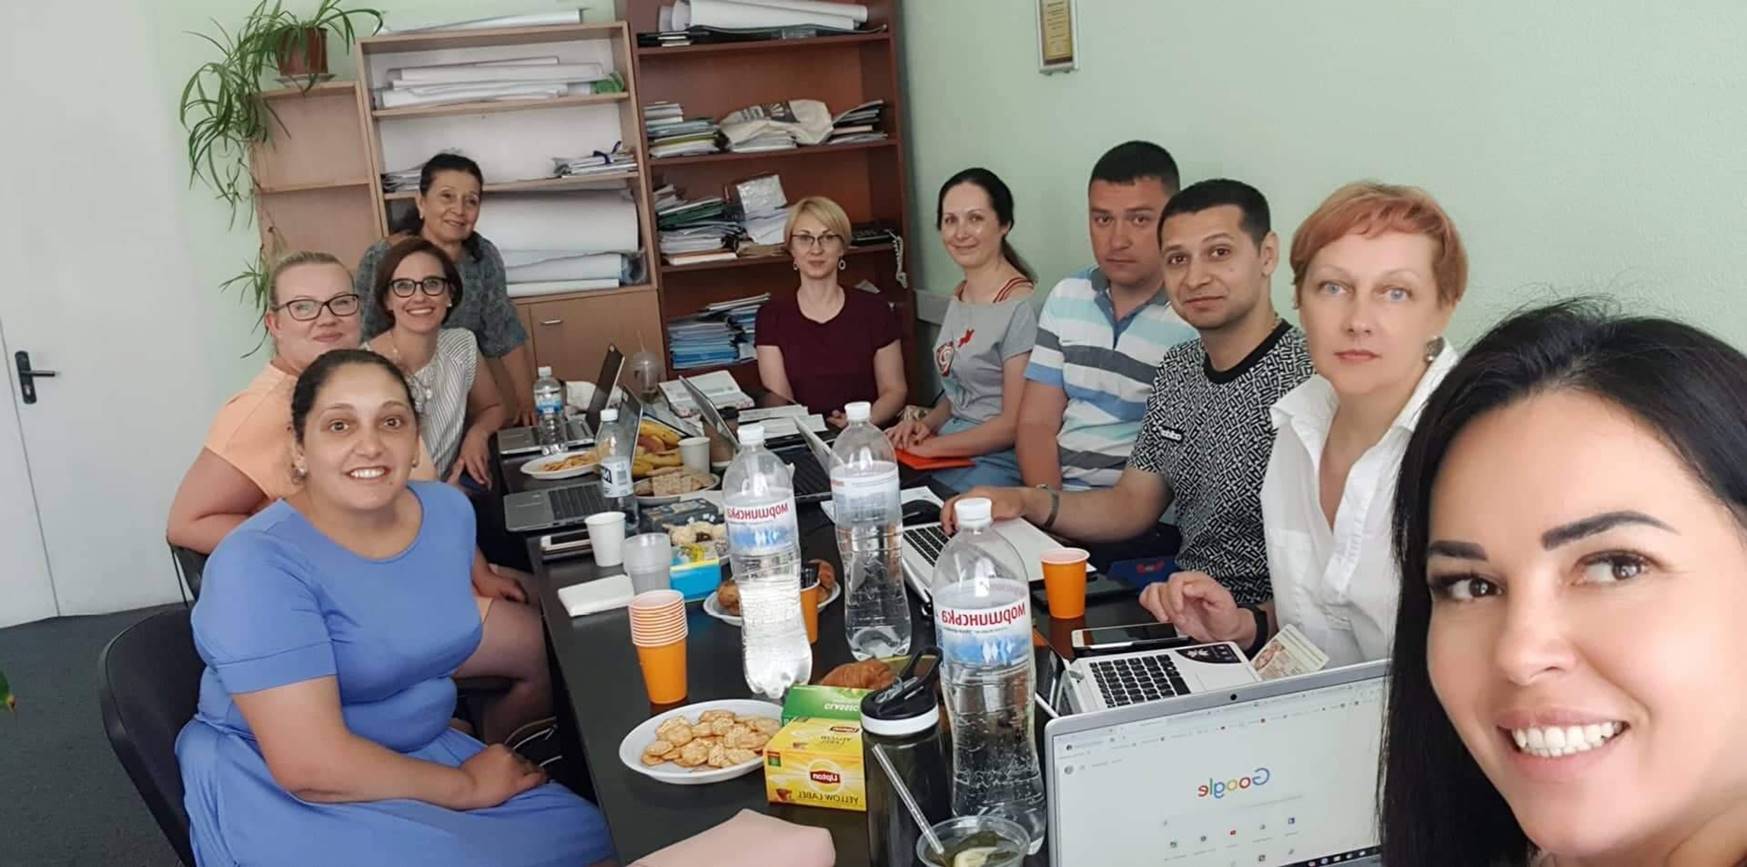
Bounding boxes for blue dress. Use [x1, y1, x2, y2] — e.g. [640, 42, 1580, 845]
[176, 482, 613, 867]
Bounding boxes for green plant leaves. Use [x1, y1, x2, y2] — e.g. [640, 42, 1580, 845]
[1, 666, 14, 713]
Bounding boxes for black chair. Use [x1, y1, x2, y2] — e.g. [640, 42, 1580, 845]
[99, 609, 201, 867]
[168, 543, 208, 601]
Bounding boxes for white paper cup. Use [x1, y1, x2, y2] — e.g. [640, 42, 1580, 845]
[585, 511, 627, 567]
[678, 436, 711, 475]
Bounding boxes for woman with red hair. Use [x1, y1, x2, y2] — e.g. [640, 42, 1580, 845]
[1144, 182, 1466, 666]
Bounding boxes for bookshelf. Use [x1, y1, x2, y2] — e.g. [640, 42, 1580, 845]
[615, 0, 917, 396]
[249, 81, 383, 273]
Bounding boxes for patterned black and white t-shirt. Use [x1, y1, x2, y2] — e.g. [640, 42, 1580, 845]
[1129, 321, 1314, 605]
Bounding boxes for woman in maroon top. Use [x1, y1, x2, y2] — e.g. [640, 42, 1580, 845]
[755, 196, 908, 427]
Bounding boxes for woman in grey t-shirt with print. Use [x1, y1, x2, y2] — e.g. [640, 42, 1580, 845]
[888, 168, 1038, 491]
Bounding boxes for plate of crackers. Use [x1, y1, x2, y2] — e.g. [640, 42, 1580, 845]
[632, 469, 719, 504]
[617, 699, 783, 785]
[520, 450, 599, 480]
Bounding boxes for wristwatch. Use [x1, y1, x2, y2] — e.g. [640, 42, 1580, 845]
[1035, 484, 1060, 530]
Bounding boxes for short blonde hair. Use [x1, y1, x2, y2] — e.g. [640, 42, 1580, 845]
[268, 250, 348, 308]
[784, 196, 852, 246]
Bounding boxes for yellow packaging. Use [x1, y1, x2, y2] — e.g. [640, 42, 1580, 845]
[763, 717, 866, 812]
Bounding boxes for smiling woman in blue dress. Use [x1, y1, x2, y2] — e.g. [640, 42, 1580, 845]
[175, 349, 612, 867]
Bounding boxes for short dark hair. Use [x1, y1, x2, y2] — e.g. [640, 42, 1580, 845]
[1088, 140, 1181, 194]
[1160, 179, 1271, 247]
[936, 167, 1035, 283]
[290, 349, 418, 444]
[372, 237, 464, 328]
[1381, 298, 1747, 865]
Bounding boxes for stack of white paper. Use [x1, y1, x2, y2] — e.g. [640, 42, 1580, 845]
[375, 56, 610, 109]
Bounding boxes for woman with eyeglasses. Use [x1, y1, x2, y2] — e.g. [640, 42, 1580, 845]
[755, 195, 908, 427]
[365, 237, 505, 486]
[356, 153, 537, 426]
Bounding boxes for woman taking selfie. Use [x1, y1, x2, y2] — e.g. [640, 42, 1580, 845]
[755, 195, 907, 427]
[1381, 301, 1747, 865]
[887, 168, 1037, 490]
[177, 350, 612, 866]
[1142, 182, 1466, 667]
[356, 153, 536, 425]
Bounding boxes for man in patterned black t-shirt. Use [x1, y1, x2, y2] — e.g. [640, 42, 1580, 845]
[948, 179, 1312, 611]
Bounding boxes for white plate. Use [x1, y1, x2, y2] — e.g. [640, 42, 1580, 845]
[634, 473, 720, 505]
[520, 451, 598, 480]
[617, 699, 783, 786]
[702, 580, 841, 627]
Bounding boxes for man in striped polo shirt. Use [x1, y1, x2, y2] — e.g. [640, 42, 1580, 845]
[1017, 140, 1198, 491]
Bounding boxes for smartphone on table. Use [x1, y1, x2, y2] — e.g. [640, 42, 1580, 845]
[1070, 621, 1196, 655]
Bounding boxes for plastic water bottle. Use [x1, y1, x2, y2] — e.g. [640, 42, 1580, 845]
[595, 407, 638, 525]
[533, 366, 565, 455]
[832, 401, 912, 660]
[931, 498, 1046, 851]
[723, 423, 813, 699]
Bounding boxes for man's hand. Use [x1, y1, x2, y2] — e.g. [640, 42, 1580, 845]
[1138, 571, 1252, 646]
[940, 486, 1031, 534]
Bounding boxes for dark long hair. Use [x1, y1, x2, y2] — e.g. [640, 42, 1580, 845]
[1381, 298, 1747, 865]
[372, 237, 464, 327]
[290, 349, 418, 444]
[390, 153, 485, 255]
[937, 167, 1036, 283]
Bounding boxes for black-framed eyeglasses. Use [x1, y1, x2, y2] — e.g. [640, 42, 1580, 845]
[275, 293, 361, 321]
[388, 277, 452, 298]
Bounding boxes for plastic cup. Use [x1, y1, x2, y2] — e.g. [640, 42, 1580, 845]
[915, 815, 1031, 867]
[1040, 547, 1090, 619]
[799, 572, 820, 644]
[628, 590, 686, 643]
[678, 436, 711, 475]
[634, 638, 688, 704]
[625, 533, 674, 594]
[585, 512, 627, 567]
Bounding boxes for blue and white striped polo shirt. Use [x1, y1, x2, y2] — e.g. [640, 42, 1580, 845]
[1024, 267, 1197, 489]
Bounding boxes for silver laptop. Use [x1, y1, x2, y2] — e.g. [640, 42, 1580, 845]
[681, 376, 832, 503]
[1046, 661, 1388, 867]
[1063, 642, 1259, 713]
[502, 391, 644, 534]
[895, 489, 1061, 601]
[498, 345, 626, 456]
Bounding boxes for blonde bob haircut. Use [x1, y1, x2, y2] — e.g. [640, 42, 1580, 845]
[783, 196, 853, 247]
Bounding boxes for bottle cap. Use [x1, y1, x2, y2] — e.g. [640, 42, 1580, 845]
[861, 648, 943, 737]
[955, 497, 993, 529]
[737, 423, 766, 446]
[537, 366, 553, 377]
[844, 401, 871, 423]
[601, 408, 619, 422]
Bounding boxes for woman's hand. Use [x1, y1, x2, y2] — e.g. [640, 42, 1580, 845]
[511, 404, 538, 429]
[457, 744, 546, 810]
[885, 417, 932, 450]
[907, 437, 943, 458]
[1138, 571, 1253, 646]
[450, 432, 495, 487]
[827, 410, 848, 429]
[471, 563, 528, 604]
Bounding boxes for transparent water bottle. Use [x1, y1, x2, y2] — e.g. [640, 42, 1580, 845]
[533, 366, 565, 455]
[931, 498, 1046, 852]
[595, 407, 638, 525]
[832, 401, 912, 660]
[722, 423, 812, 699]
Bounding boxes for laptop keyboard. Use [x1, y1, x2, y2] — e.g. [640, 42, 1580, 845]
[1089, 654, 1193, 708]
[549, 484, 608, 523]
[785, 450, 830, 497]
[904, 524, 950, 565]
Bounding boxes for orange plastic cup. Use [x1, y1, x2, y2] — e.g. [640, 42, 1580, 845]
[634, 638, 688, 704]
[799, 579, 820, 644]
[1040, 547, 1090, 619]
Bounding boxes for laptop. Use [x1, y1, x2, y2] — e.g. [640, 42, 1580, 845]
[1062, 642, 1260, 713]
[1045, 661, 1388, 867]
[895, 488, 1062, 601]
[498, 345, 626, 456]
[502, 391, 645, 534]
[679, 376, 832, 504]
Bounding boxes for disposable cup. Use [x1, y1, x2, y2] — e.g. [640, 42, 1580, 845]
[678, 437, 711, 475]
[585, 512, 627, 567]
[1040, 547, 1091, 619]
[634, 638, 687, 704]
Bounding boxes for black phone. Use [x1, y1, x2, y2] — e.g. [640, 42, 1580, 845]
[1070, 622, 1194, 655]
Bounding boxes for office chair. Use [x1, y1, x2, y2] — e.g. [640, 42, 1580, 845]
[168, 543, 208, 601]
[98, 609, 201, 867]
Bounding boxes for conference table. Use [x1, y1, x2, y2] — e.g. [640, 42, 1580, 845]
[494, 429, 1152, 865]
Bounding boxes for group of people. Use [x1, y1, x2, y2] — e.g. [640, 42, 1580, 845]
[155, 137, 1747, 866]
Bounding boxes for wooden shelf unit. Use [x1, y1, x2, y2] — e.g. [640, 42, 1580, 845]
[355, 22, 662, 387]
[616, 0, 916, 397]
[249, 81, 384, 271]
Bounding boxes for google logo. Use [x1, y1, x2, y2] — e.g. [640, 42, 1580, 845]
[1197, 768, 1272, 799]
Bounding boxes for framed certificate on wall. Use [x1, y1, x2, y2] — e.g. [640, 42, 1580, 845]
[1037, 0, 1079, 74]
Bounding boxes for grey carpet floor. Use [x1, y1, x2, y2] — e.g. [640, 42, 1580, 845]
[0, 605, 184, 866]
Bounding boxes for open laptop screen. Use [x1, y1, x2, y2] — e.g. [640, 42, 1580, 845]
[1049, 669, 1385, 866]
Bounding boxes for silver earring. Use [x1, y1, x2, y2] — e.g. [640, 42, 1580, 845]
[1425, 336, 1446, 363]
[293, 461, 308, 480]
[838, 260, 847, 271]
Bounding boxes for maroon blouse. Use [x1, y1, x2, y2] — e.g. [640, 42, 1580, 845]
[755, 289, 901, 415]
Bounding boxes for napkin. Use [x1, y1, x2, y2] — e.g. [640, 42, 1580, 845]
[630, 810, 834, 867]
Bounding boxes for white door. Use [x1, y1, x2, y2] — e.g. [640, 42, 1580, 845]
[0, 0, 244, 620]
[0, 322, 58, 628]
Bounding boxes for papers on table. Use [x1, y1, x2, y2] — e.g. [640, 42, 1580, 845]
[660, 370, 755, 417]
[739, 405, 827, 438]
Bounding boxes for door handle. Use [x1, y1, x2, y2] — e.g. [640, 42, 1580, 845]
[540, 319, 564, 326]
[14, 351, 56, 405]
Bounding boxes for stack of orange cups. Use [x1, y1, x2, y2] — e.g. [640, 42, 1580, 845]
[628, 589, 688, 704]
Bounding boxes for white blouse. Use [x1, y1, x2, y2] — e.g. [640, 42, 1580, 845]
[1259, 346, 1458, 668]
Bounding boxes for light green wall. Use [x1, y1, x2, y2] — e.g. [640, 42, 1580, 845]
[898, 1, 1747, 349]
